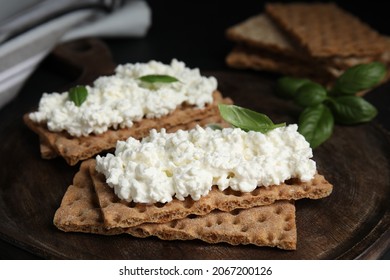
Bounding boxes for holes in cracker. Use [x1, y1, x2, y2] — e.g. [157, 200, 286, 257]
[169, 220, 178, 228]
[275, 206, 283, 215]
[183, 197, 194, 209]
[137, 204, 147, 213]
[284, 214, 293, 222]
[222, 188, 242, 196]
[278, 189, 285, 197]
[284, 223, 293, 231]
[154, 202, 165, 208]
[66, 200, 75, 206]
[251, 188, 261, 196]
[216, 218, 223, 225]
[113, 213, 121, 223]
[127, 201, 137, 208]
[241, 226, 249, 232]
[82, 141, 92, 148]
[177, 223, 185, 230]
[231, 209, 240, 216]
[110, 195, 121, 204]
[267, 232, 275, 242]
[285, 178, 300, 185]
[279, 233, 288, 241]
[187, 214, 197, 219]
[257, 215, 267, 223]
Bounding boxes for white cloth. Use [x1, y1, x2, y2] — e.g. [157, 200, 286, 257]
[0, 0, 151, 109]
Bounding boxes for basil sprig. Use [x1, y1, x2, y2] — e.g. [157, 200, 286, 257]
[218, 104, 285, 133]
[68, 85, 88, 107]
[138, 74, 179, 84]
[275, 62, 384, 148]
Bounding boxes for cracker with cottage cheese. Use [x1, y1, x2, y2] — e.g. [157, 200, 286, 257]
[53, 159, 297, 250]
[24, 60, 232, 165]
[90, 124, 332, 229]
[90, 159, 331, 229]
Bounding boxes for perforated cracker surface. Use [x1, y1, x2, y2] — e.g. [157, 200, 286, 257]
[265, 3, 387, 58]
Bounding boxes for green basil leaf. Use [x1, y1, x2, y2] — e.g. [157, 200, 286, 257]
[218, 104, 285, 133]
[294, 82, 328, 107]
[298, 104, 334, 148]
[139, 74, 179, 83]
[68, 85, 88, 107]
[328, 96, 377, 124]
[276, 76, 311, 99]
[332, 62, 386, 95]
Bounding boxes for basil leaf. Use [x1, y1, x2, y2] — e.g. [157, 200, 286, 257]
[276, 76, 311, 99]
[298, 104, 334, 148]
[218, 104, 285, 133]
[139, 74, 179, 83]
[294, 82, 328, 107]
[328, 96, 377, 124]
[68, 85, 88, 107]
[332, 62, 386, 95]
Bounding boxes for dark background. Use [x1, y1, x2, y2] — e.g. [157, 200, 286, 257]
[0, 0, 389, 259]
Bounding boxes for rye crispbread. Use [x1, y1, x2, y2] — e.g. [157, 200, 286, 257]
[24, 91, 232, 166]
[127, 201, 297, 250]
[226, 14, 298, 57]
[87, 158, 332, 229]
[265, 3, 387, 58]
[225, 12, 388, 82]
[53, 159, 297, 249]
[226, 46, 336, 85]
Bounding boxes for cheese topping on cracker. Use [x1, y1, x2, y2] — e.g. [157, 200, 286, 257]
[95, 125, 316, 203]
[29, 59, 217, 137]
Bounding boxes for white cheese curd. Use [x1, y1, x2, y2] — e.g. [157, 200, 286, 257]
[29, 59, 217, 137]
[95, 124, 316, 204]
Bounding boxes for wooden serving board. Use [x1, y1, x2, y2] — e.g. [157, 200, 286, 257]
[0, 39, 389, 259]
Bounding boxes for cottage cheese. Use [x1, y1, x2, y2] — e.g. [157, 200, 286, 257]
[29, 59, 217, 137]
[95, 125, 316, 204]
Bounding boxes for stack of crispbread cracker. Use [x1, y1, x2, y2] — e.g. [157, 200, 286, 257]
[226, 2, 390, 86]
[54, 156, 333, 250]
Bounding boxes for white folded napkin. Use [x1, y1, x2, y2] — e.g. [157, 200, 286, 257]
[0, 0, 151, 109]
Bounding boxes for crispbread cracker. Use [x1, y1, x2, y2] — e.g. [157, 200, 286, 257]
[53, 160, 297, 249]
[88, 159, 332, 229]
[265, 3, 387, 58]
[128, 201, 296, 250]
[226, 46, 336, 85]
[225, 13, 385, 71]
[53, 158, 120, 235]
[226, 14, 298, 56]
[24, 91, 232, 166]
